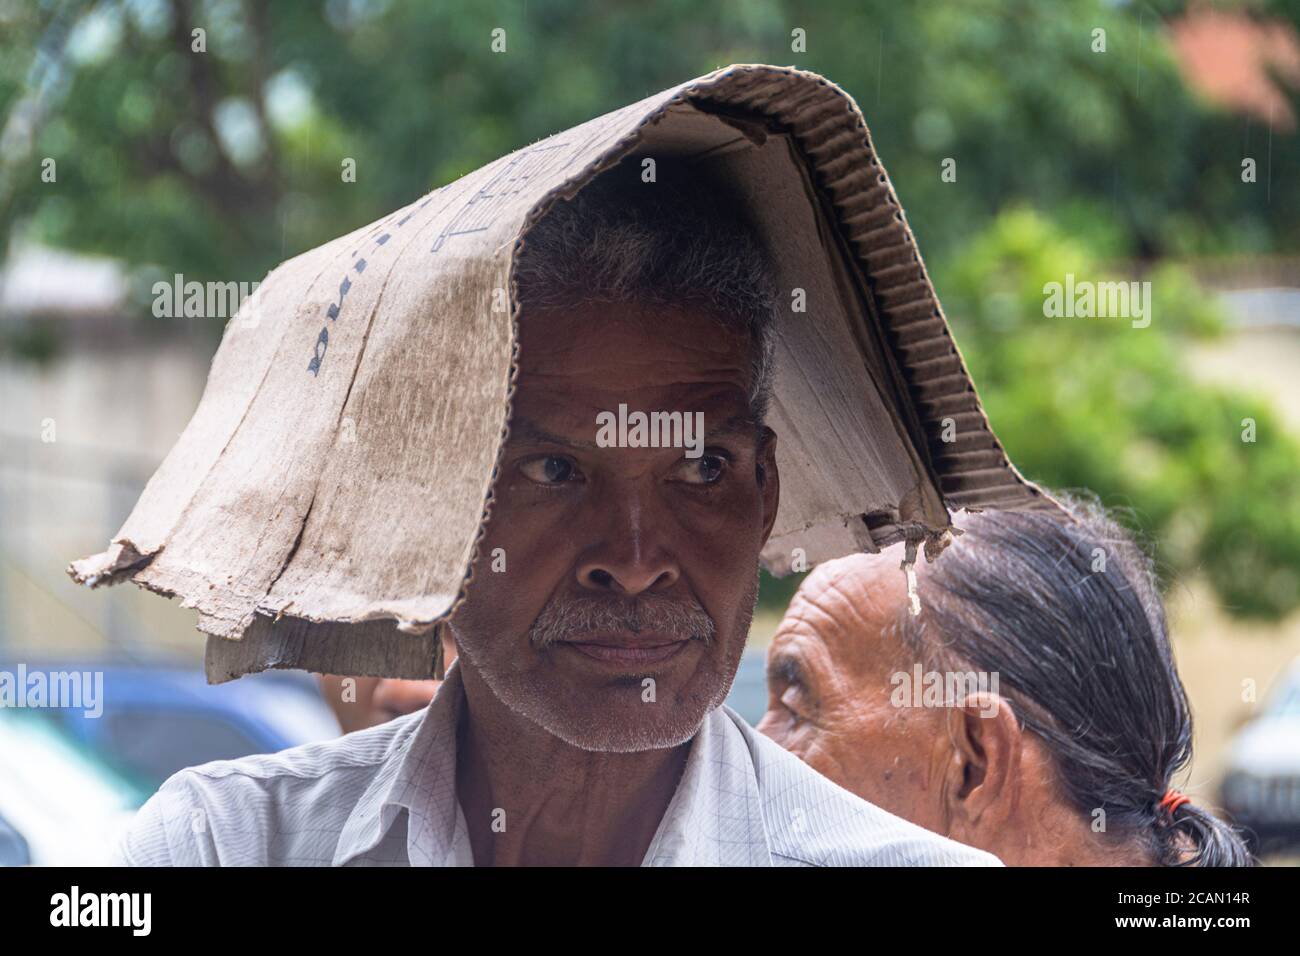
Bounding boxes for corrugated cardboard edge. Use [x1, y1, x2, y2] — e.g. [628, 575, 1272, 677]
[682, 66, 1058, 519]
[69, 64, 1057, 682]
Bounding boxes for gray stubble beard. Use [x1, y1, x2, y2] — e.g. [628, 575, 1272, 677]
[452, 566, 761, 754]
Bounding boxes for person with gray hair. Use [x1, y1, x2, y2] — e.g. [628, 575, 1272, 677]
[514, 154, 780, 426]
[758, 496, 1253, 867]
[114, 153, 998, 867]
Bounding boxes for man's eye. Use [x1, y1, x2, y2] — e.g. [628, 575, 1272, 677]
[519, 455, 583, 485]
[671, 453, 729, 485]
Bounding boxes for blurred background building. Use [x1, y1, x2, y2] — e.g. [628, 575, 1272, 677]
[1, 0, 1299, 863]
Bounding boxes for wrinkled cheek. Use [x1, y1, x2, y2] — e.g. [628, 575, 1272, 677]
[691, 501, 763, 561]
[461, 503, 572, 623]
[453, 558, 545, 666]
[788, 717, 885, 798]
[804, 739, 854, 787]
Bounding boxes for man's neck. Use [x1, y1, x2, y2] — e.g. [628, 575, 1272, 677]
[453, 660, 692, 866]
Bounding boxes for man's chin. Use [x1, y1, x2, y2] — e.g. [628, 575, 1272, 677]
[547, 716, 702, 753]
[526, 675, 727, 752]
[455, 601, 754, 752]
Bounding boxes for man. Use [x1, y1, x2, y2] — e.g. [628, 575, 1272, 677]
[756, 500, 1251, 866]
[113, 158, 999, 867]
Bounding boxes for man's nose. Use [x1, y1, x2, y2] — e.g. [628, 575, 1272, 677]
[578, 561, 680, 595]
[575, 493, 681, 596]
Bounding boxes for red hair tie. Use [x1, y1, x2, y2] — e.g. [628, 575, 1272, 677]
[1158, 789, 1192, 817]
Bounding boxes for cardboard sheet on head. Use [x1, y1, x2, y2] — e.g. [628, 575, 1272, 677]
[68, 65, 1054, 684]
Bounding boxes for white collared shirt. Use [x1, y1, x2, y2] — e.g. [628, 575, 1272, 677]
[114, 663, 1001, 867]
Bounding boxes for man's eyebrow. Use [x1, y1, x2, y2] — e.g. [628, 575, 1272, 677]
[706, 412, 761, 441]
[506, 417, 600, 450]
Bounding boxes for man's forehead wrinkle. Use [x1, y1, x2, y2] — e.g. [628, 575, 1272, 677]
[527, 300, 748, 335]
[520, 319, 752, 383]
[809, 554, 908, 626]
[817, 576, 887, 638]
[776, 589, 845, 649]
[513, 373, 751, 401]
[517, 358, 751, 389]
[506, 416, 599, 450]
[793, 569, 873, 640]
[527, 327, 746, 356]
[507, 384, 757, 444]
[505, 408, 756, 449]
[696, 411, 762, 441]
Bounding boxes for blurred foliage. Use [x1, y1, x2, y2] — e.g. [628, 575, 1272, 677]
[2, 0, 1300, 618]
[3, 0, 1298, 281]
[0, 319, 61, 363]
[937, 209, 1300, 618]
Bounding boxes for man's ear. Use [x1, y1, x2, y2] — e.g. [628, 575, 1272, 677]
[941, 692, 1021, 830]
[756, 426, 780, 545]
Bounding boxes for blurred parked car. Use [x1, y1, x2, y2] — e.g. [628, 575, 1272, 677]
[0, 661, 341, 864]
[0, 706, 143, 865]
[31, 663, 342, 792]
[1220, 657, 1300, 853]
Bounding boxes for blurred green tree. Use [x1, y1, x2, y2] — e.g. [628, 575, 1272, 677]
[938, 207, 1300, 618]
[3, 1, 1297, 288]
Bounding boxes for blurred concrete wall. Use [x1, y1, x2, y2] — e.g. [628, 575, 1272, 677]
[0, 337, 212, 663]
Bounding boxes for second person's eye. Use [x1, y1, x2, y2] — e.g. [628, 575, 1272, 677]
[519, 454, 583, 485]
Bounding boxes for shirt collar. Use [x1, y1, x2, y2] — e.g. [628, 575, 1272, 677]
[334, 662, 772, 866]
[333, 662, 470, 866]
[640, 704, 772, 866]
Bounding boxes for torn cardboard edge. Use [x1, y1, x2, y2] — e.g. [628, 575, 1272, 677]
[68, 539, 153, 588]
[203, 614, 445, 684]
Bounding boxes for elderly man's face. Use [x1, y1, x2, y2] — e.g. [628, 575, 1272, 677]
[755, 552, 1160, 866]
[755, 555, 950, 833]
[450, 301, 779, 752]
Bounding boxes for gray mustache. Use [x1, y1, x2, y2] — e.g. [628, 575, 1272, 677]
[529, 594, 716, 648]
